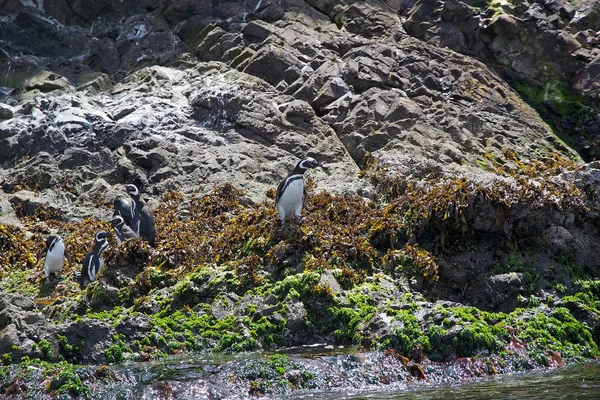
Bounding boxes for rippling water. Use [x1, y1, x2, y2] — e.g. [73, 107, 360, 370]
[100, 348, 600, 400]
[292, 362, 600, 400]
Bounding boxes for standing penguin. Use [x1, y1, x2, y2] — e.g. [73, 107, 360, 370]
[80, 231, 109, 286]
[275, 157, 324, 225]
[40, 234, 72, 284]
[113, 193, 135, 229]
[111, 215, 138, 244]
[125, 184, 156, 246]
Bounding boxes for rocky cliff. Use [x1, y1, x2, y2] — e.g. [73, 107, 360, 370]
[2, 0, 596, 218]
[1, 0, 600, 398]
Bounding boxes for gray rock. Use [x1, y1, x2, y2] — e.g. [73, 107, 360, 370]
[25, 71, 72, 92]
[58, 319, 116, 364]
[9, 190, 64, 219]
[116, 314, 151, 339]
[319, 270, 342, 295]
[403, 0, 600, 161]
[76, 72, 113, 93]
[212, 297, 236, 320]
[0, 103, 14, 120]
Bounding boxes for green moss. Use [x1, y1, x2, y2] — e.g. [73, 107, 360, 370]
[104, 344, 124, 364]
[0, 269, 39, 296]
[235, 353, 316, 395]
[50, 362, 91, 398]
[36, 339, 54, 361]
[427, 325, 451, 359]
[2, 354, 12, 366]
[505, 307, 598, 360]
[148, 308, 265, 354]
[86, 307, 130, 327]
[392, 310, 430, 354]
[1, 359, 93, 398]
[453, 320, 505, 357]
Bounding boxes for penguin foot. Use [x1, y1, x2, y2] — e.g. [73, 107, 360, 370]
[45, 277, 50, 285]
[294, 215, 303, 225]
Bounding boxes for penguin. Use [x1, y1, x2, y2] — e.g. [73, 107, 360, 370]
[111, 215, 138, 244]
[40, 234, 72, 284]
[80, 231, 109, 286]
[113, 193, 135, 229]
[275, 157, 324, 225]
[125, 184, 156, 246]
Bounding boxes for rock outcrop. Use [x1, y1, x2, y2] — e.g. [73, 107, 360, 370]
[1, 0, 593, 223]
[404, 0, 600, 159]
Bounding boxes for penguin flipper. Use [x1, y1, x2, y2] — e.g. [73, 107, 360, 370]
[37, 248, 46, 262]
[302, 186, 308, 209]
[64, 250, 73, 269]
[275, 178, 286, 205]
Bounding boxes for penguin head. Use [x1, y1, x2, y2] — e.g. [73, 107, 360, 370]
[45, 234, 62, 251]
[111, 215, 125, 228]
[125, 184, 140, 198]
[95, 231, 110, 243]
[297, 157, 323, 170]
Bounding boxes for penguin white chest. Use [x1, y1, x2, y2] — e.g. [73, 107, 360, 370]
[278, 178, 304, 218]
[45, 240, 65, 274]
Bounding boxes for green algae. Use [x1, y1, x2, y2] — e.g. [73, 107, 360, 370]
[235, 353, 317, 396]
[35, 339, 54, 362]
[2, 354, 12, 366]
[0, 358, 94, 399]
[0, 269, 39, 296]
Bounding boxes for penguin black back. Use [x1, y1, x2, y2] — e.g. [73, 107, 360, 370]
[113, 194, 134, 228]
[126, 184, 156, 246]
[111, 215, 138, 244]
[80, 231, 109, 287]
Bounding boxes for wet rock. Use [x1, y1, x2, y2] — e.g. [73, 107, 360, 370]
[212, 294, 238, 320]
[487, 273, 528, 312]
[57, 318, 116, 364]
[116, 314, 151, 340]
[86, 282, 122, 309]
[253, 303, 283, 319]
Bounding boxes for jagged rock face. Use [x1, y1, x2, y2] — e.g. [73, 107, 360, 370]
[0, 292, 114, 364]
[0, 0, 585, 223]
[403, 0, 600, 160]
